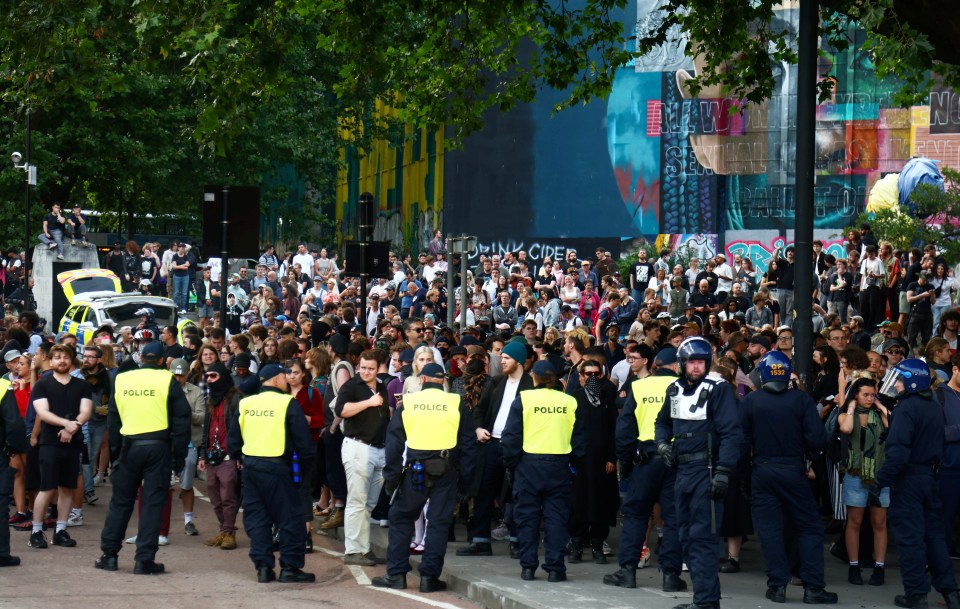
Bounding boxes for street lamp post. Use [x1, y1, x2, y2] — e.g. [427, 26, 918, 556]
[11, 109, 36, 277]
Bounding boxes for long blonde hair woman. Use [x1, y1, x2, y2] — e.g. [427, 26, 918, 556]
[402, 345, 439, 394]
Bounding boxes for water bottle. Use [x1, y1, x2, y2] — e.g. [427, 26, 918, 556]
[291, 451, 301, 484]
[411, 461, 425, 491]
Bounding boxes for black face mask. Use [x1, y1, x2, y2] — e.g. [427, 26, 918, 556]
[181, 346, 197, 362]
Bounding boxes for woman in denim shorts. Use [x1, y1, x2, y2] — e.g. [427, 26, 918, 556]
[839, 377, 890, 587]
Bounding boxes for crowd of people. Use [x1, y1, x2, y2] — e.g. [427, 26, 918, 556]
[1, 225, 960, 608]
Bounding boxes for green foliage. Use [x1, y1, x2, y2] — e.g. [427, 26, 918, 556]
[0, 0, 341, 249]
[851, 167, 960, 265]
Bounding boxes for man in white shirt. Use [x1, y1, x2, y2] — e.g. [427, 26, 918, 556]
[292, 244, 315, 279]
[713, 254, 734, 302]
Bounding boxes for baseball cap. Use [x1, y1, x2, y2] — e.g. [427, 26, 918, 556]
[141, 342, 164, 360]
[654, 347, 678, 366]
[234, 352, 253, 368]
[399, 348, 415, 364]
[4, 349, 22, 363]
[532, 360, 556, 376]
[386, 282, 397, 290]
[882, 338, 910, 353]
[420, 363, 445, 379]
[259, 363, 291, 381]
[748, 335, 772, 350]
[169, 358, 189, 375]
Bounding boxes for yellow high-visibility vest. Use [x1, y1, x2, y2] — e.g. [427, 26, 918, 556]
[0, 378, 10, 395]
[238, 391, 291, 457]
[114, 369, 171, 436]
[520, 389, 577, 455]
[401, 388, 461, 451]
[631, 375, 675, 442]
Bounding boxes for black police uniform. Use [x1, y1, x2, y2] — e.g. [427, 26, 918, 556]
[877, 391, 960, 608]
[99, 364, 191, 572]
[742, 386, 833, 601]
[655, 375, 742, 609]
[501, 385, 587, 580]
[606, 369, 684, 590]
[0, 381, 28, 566]
[377, 386, 477, 590]
[228, 386, 315, 581]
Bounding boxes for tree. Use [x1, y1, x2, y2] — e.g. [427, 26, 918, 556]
[850, 167, 960, 265]
[0, 1, 342, 248]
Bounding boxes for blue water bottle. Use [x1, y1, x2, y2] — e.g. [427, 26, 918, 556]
[291, 451, 301, 484]
[411, 462, 425, 491]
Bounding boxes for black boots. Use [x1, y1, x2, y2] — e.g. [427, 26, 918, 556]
[848, 565, 864, 585]
[803, 587, 839, 604]
[602, 566, 637, 588]
[663, 572, 689, 592]
[456, 542, 493, 557]
[568, 539, 583, 564]
[590, 539, 607, 564]
[895, 594, 929, 609]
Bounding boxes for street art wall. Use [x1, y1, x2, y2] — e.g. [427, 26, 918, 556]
[342, 0, 960, 262]
[335, 123, 444, 255]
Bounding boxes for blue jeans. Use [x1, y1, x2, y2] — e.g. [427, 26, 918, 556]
[39, 229, 64, 256]
[173, 275, 191, 311]
[83, 420, 109, 493]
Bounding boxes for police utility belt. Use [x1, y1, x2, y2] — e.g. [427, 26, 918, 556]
[410, 450, 452, 491]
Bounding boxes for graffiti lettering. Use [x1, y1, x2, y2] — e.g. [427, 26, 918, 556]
[725, 238, 847, 275]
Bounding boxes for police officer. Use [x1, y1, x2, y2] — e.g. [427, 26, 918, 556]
[95, 342, 191, 575]
[228, 363, 316, 584]
[501, 359, 586, 582]
[0, 376, 28, 567]
[742, 352, 838, 604]
[654, 337, 742, 609]
[372, 363, 477, 592]
[604, 346, 687, 591]
[876, 359, 960, 609]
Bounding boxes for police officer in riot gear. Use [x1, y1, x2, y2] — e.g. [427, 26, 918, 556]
[743, 351, 838, 604]
[604, 347, 686, 592]
[0, 376, 28, 567]
[372, 363, 477, 592]
[877, 359, 960, 609]
[228, 364, 316, 584]
[501, 359, 586, 582]
[96, 342, 191, 574]
[654, 337, 742, 609]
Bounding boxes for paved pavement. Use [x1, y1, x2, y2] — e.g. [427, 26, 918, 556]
[8, 476, 960, 609]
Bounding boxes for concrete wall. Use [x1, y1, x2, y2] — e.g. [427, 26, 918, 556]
[32, 243, 100, 326]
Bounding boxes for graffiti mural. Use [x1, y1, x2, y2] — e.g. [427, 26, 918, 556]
[724, 231, 848, 275]
[468, 238, 622, 270]
[336, 123, 444, 256]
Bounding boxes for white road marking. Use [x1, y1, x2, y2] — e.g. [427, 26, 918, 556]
[348, 565, 371, 585]
[638, 587, 693, 598]
[316, 547, 345, 558]
[370, 587, 468, 609]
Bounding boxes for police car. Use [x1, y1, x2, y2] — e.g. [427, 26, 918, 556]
[57, 269, 195, 345]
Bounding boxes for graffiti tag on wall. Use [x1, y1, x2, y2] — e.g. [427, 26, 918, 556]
[725, 237, 847, 275]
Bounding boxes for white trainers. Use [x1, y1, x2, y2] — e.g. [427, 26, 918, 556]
[159, 535, 169, 546]
[48, 243, 57, 250]
[56, 254, 64, 260]
[125, 536, 137, 544]
[66, 513, 83, 527]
